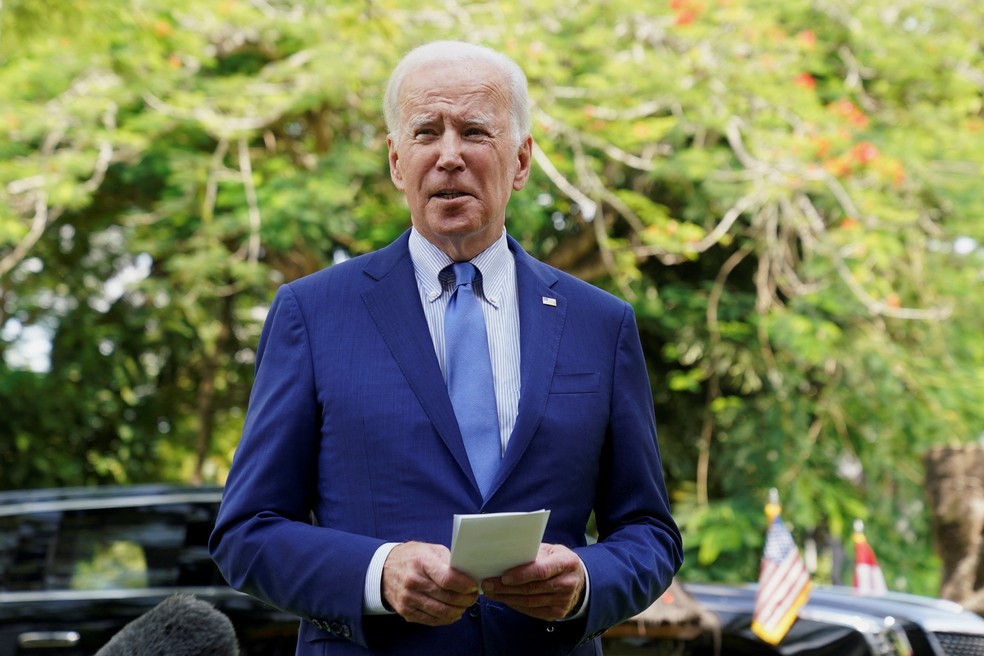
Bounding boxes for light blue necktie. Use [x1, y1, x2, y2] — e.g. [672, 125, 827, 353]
[444, 262, 500, 497]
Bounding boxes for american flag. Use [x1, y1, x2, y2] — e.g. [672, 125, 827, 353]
[751, 504, 812, 645]
[853, 520, 888, 595]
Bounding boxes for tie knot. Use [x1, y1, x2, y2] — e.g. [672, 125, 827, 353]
[450, 262, 477, 288]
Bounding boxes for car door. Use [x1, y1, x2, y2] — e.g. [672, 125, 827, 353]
[0, 490, 296, 655]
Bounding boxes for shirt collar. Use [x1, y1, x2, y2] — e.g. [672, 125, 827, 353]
[408, 228, 510, 308]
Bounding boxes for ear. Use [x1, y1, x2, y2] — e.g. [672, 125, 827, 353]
[512, 135, 533, 191]
[387, 135, 405, 192]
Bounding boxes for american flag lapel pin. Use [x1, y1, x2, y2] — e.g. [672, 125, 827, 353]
[542, 296, 557, 307]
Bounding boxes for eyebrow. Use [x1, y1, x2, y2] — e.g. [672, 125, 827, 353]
[406, 114, 497, 132]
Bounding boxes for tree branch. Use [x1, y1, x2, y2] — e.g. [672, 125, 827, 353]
[531, 141, 598, 221]
[0, 190, 48, 280]
[698, 246, 751, 506]
[794, 192, 952, 321]
[81, 102, 118, 193]
[143, 92, 286, 138]
[203, 138, 230, 223]
[237, 136, 262, 264]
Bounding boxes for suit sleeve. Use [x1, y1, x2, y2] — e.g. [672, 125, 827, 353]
[575, 303, 684, 640]
[209, 285, 384, 647]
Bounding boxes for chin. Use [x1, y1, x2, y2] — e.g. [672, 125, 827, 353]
[426, 214, 488, 238]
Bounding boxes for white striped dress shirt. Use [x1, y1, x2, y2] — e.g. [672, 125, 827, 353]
[408, 227, 522, 455]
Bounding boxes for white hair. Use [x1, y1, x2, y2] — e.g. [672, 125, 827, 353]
[383, 40, 531, 147]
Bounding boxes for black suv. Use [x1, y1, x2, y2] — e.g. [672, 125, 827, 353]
[604, 581, 984, 655]
[0, 485, 298, 655]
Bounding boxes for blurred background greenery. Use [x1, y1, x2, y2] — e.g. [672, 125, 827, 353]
[1, 0, 982, 597]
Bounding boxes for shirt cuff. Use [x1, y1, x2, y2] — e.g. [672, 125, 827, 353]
[363, 542, 399, 615]
[560, 557, 590, 620]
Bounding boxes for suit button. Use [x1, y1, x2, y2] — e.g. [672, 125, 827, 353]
[341, 624, 351, 638]
[468, 604, 480, 618]
[330, 622, 342, 635]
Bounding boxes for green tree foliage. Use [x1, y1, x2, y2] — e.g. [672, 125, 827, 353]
[1, 0, 981, 594]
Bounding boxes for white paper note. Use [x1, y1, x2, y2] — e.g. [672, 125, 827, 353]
[449, 509, 551, 584]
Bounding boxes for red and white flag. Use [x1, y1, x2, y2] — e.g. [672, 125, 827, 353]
[853, 519, 887, 595]
[751, 489, 812, 645]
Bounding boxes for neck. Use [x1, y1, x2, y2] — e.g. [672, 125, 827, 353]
[428, 228, 504, 262]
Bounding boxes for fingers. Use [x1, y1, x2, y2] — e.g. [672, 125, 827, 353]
[481, 586, 581, 621]
[382, 542, 479, 626]
[482, 543, 586, 621]
[499, 543, 581, 586]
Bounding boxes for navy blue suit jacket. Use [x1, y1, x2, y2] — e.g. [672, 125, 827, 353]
[210, 231, 682, 655]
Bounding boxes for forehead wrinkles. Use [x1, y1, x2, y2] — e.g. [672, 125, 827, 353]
[398, 73, 511, 130]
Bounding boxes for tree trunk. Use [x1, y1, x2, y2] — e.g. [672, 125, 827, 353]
[191, 293, 235, 484]
[924, 445, 984, 614]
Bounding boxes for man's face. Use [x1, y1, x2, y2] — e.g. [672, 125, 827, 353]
[387, 61, 532, 261]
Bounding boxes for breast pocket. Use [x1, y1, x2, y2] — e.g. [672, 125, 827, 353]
[549, 372, 601, 395]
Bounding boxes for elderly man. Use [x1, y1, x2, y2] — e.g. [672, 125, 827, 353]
[210, 40, 683, 655]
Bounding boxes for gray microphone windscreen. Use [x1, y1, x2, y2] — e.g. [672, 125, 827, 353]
[96, 592, 239, 656]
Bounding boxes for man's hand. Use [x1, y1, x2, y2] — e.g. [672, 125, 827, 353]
[382, 541, 479, 626]
[481, 543, 586, 621]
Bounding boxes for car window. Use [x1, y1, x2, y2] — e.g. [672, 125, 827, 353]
[0, 501, 223, 592]
[0, 510, 60, 591]
[69, 537, 148, 589]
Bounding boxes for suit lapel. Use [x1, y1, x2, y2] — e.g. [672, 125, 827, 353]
[490, 238, 567, 496]
[360, 233, 477, 489]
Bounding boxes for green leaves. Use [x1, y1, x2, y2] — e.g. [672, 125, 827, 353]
[0, 0, 981, 596]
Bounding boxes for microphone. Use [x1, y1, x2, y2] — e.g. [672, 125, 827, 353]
[96, 593, 239, 656]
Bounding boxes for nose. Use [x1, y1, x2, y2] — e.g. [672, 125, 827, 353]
[435, 131, 465, 171]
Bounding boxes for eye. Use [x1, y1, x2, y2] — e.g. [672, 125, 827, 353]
[464, 126, 489, 139]
[410, 121, 438, 141]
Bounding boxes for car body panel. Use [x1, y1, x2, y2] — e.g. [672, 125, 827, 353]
[603, 581, 984, 655]
[0, 485, 299, 655]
